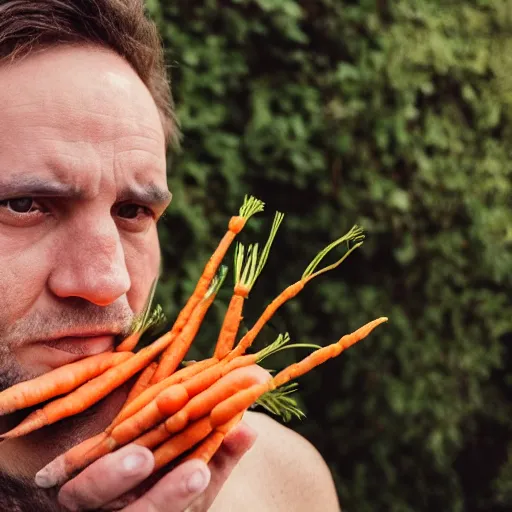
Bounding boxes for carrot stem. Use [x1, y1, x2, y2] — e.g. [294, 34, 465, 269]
[116, 278, 164, 352]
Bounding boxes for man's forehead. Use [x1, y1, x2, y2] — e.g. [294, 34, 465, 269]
[0, 44, 169, 201]
[0, 44, 165, 145]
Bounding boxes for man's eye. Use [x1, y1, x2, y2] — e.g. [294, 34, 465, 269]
[1, 197, 36, 213]
[117, 203, 151, 219]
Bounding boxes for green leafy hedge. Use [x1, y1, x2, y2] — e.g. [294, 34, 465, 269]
[146, 1, 512, 510]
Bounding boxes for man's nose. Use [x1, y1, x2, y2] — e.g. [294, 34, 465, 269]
[48, 218, 131, 306]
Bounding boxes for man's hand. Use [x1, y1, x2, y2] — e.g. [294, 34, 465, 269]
[57, 422, 257, 511]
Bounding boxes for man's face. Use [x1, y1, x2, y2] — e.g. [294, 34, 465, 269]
[0, 44, 170, 387]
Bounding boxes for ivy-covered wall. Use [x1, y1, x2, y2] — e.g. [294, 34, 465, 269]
[147, 1, 512, 510]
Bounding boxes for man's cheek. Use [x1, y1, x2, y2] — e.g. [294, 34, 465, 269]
[0, 242, 53, 316]
[0, 269, 29, 328]
[123, 236, 161, 315]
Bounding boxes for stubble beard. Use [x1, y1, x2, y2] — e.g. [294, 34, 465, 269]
[0, 296, 134, 386]
[0, 300, 135, 511]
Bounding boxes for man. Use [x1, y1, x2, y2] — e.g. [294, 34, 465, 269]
[0, 1, 340, 510]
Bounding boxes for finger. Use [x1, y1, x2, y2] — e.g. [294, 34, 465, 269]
[58, 444, 154, 511]
[210, 419, 257, 484]
[121, 459, 211, 512]
[189, 420, 257, 511]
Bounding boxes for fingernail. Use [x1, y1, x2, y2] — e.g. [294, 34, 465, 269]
[187, 468, 209, 494]
[122, 452, 148, 474]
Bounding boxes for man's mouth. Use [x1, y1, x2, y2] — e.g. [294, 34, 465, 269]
[41, 335, 115, 356]
[29, 335, 116, 369]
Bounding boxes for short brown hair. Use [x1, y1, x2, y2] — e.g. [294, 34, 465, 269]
[0, 0, 179, 147]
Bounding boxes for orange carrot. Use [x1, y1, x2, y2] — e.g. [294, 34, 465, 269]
[106, 362, 259, 449]
[164, 365, 268, 434]
[108, 356, 261, 452]
[132, 356, 262, 451]
[107, 358, 218, 432]
[35, 431, 109, 489]
[151, 267, 227, 383]
[152, 416, 213, 472]
[134, 422, 170, 450]
[109, 386, 189, 446]
[165, 353, 256, 404]
[115, 331, 143, 353]
[0, 352, 132, 416]
[213, 213, 284, 360]
[0, 326, 187, 439]
[210, 317, 388, 427]
[83, 362, 267, 468]
[110, 326, 290, 440]
[212, 290, 246, 360]
[38, 385, 190, 485]
[124, 363, 158, 406]
[150, 196, 264, 384]
[183, 412, 244, 464]
[227, 226, 365, 359]
[58, 436, 117, 483]
[210, 381, 270, 430]
[230, 281, 305, 360]
[274, 317, 388, 386]
[66, 388, 186, 472]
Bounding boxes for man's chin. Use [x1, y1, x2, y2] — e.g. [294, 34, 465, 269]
[0, 363, 26, 393]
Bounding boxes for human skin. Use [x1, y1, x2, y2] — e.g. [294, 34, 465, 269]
[0, 44, 340, 511]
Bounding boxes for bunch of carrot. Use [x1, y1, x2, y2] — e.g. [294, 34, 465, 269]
[0, 195, 387, 489]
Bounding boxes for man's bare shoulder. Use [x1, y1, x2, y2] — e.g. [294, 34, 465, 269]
[209, 412, 341, 511]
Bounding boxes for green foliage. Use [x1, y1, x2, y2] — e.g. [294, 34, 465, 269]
[147, 0, 512, 510]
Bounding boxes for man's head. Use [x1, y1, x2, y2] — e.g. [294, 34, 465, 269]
[0, 2, 175, 395]
[0, 0, 179, 147]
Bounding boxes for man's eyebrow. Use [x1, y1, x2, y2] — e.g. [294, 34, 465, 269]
[0, 177, 172, 206]
[118, 184, 172, 206]
[0, 177, 82, 199]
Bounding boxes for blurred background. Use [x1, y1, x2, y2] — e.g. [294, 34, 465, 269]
[146, 1, 512, 510]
